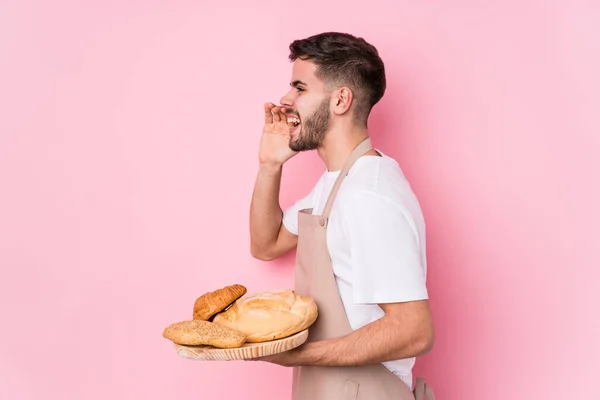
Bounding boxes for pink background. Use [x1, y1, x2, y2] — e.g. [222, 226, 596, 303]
[1, 1, 598, 399]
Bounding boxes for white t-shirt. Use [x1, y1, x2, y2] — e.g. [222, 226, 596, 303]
[282, 149, 428, 389]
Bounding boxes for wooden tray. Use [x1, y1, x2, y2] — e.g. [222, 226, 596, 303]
[173, 329, 309, 361]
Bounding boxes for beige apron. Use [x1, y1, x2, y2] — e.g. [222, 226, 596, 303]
[291, 138, 435, 400]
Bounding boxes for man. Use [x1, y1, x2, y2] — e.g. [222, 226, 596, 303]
[249, 32, 435, 400]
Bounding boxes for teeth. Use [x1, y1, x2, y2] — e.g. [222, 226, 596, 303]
[287, 117, 300, 125]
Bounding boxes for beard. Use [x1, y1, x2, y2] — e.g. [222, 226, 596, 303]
[289, 98, 330, 152]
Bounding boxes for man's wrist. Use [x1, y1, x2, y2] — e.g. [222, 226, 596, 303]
[259, 162, 283, 174]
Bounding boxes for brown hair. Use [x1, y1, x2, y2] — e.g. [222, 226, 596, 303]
[288, 32, 386, 124]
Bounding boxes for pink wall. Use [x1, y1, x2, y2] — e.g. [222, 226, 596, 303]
[1, 1, 598, 399]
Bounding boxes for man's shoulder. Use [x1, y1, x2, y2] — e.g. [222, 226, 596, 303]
[342, 155, 414, 201]
[338, 155, 424, 222]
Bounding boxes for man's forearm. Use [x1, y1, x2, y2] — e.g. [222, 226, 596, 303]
[249, 163, 284, 254]
[287, 314, 432, 367]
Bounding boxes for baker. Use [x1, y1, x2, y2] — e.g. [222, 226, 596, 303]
[248, 31, 436, 400]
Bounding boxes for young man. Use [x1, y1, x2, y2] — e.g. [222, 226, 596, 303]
[249, 32, 435, 400]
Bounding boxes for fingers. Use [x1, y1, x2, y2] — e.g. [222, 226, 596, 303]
[273, 107, 281, 122]
[265, 103, 288, 124]
[275, 107, 289, 122]
[264, 102, 275, 123]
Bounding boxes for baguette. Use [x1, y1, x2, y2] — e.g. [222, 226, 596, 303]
[162, 320, 246, 348]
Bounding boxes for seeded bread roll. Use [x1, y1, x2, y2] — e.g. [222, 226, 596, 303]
[212, 289, 318, 342]
[193, 284, 247, 321]
[162, 320, 247, 348]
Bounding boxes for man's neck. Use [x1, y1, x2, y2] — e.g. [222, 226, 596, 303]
[317, 126, 375, 172]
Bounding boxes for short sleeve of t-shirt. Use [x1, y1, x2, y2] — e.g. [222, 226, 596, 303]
[343, 191, 428, 304]
[282, 185, 318, 236]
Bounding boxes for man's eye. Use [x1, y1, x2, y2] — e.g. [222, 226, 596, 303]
[296, 87, 305, 92]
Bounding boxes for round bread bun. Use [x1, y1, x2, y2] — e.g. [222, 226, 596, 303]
[212, 289, 318, 342]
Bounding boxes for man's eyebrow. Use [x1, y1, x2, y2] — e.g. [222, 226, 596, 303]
[290, 80, 308, 88]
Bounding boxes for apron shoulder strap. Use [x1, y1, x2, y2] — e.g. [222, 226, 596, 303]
[321, 137, 373, 221]
[414, 377, 436, 400]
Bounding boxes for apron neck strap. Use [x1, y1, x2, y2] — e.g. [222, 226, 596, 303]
[322, 137, 373, 220]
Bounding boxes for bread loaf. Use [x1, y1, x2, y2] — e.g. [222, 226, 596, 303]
[193, 284, 246, 321]
[212, 289, 318, 342]
[162, 320, 247, 348]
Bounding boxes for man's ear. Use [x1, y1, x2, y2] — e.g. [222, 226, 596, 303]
[332, 87, 353, 115]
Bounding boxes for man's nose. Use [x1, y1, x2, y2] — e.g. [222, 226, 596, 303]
[280, 91, 294, 107]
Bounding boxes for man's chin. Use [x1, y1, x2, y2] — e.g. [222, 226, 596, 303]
[289, 140, 305, 152]
[290, 141, 318, 152]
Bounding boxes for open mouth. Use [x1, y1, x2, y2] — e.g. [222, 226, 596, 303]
[287, 115, 301, 132]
